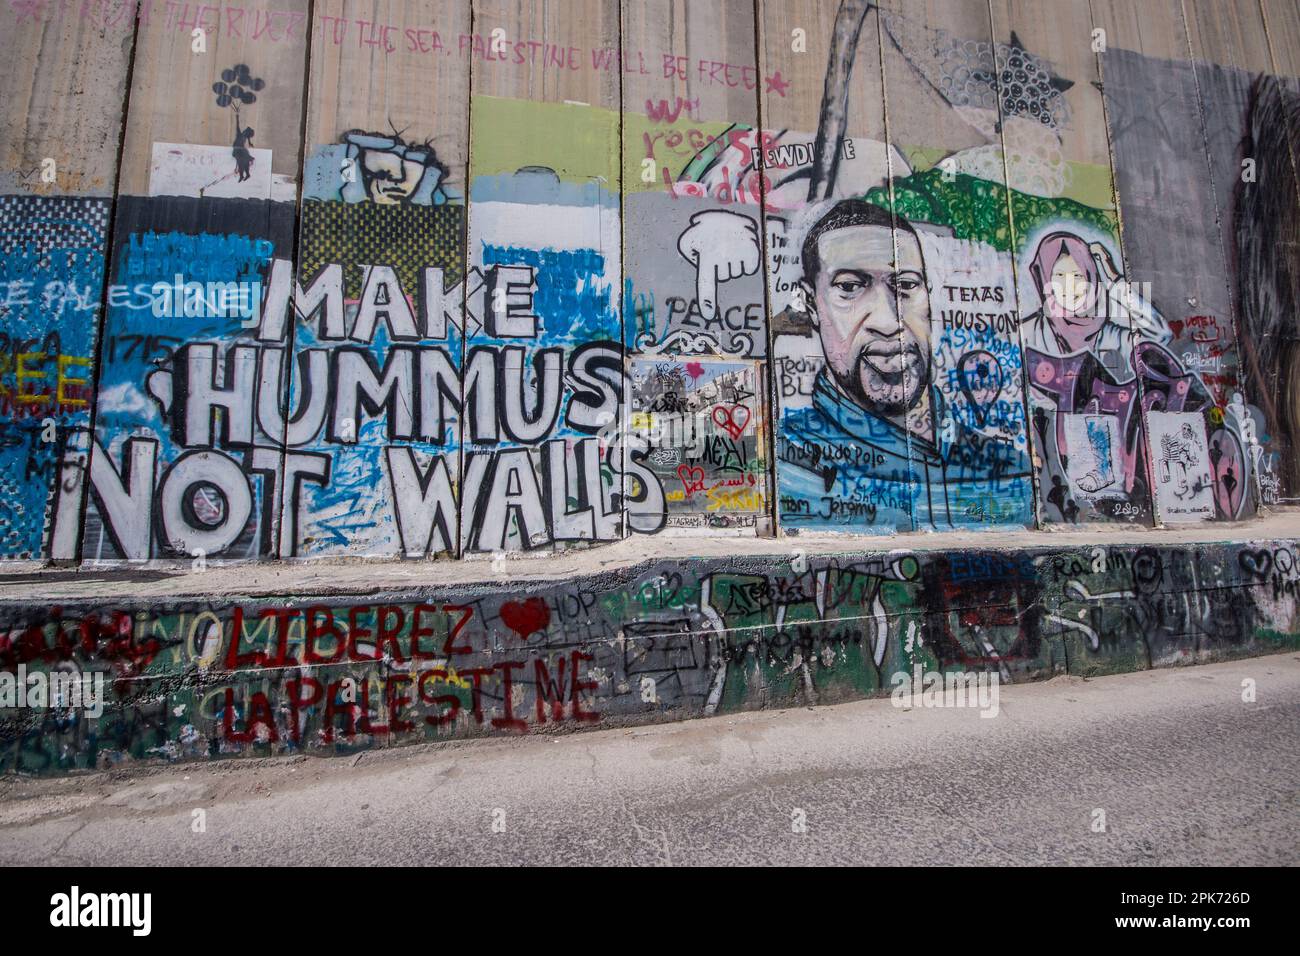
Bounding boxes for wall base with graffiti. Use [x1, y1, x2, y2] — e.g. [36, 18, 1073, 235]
[2, 535, 1297, 775]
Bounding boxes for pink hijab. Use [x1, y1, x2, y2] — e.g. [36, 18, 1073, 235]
[1029, 232, 1099, 318]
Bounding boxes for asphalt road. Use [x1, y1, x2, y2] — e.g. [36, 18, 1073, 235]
[2, 654, 1297, 866]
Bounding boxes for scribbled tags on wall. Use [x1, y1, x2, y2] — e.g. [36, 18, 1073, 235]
[4, 2, 309, 40]
[631, 358, 767, 526]
[0, 196, 107, 560]
[2, 539, 1297, 773]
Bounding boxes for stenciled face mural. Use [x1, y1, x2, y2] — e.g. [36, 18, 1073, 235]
[305, 128, 453, 206]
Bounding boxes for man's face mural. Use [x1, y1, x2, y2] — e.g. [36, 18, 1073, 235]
[802, 220, 932, 417]
[358, 148, 427, 203]
[342, 132, 443, 205]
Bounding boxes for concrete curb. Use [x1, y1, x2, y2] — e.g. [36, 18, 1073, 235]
[2, 534, 1299, 774]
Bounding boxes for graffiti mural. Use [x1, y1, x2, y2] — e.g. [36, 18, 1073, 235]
[771, 200, 1033, 531]
[2, 537, 1296, 773]
[1235, 74, 1300, 506]
[0, 196, 108, 560]
[286, 166, 467, 559]
[1104, 46, 1294, 521]
[3, 0, 1300, 781]
[1, 0, 1296, 560]
[62, 197, 297, 562]
[46, 30, 310, 562]
[631, 358, 767, 526]
[753, 3, 1042, 533]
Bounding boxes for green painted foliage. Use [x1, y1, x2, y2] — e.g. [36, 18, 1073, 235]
[863, 169, 1117, 252]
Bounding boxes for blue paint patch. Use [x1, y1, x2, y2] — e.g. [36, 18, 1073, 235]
[481, 245, 619, 343]
[0, 196, 109, 560]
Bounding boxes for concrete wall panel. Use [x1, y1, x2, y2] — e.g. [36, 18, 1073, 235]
[66, 2, 310, 564]
[622, 0, 769, 532]
[285, 0, 471, 561]
[0, 3, 137, 562]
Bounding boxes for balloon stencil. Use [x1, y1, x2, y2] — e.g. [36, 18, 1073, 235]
[213, 64, 263, 111]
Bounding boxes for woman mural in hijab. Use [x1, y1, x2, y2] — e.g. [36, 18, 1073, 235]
[1019, 230, 1170, 382]
[1019, 229, 1235, 521]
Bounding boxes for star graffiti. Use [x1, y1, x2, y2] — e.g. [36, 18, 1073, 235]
[764, 71, 791, 97]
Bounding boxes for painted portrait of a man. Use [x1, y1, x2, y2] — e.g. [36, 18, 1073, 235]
[778, 199, 1032, 531]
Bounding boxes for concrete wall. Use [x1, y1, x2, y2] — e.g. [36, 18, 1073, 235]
[0, 1, 137, 559]
[0, 0, 1296, 562]
[2, 536, 1298, 772]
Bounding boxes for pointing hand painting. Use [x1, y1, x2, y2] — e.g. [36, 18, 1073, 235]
[677, 210, 761, 319]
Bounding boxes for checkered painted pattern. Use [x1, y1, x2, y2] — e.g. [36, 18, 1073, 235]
[299, 200, 465, 299]
[0, 195, 110, 254]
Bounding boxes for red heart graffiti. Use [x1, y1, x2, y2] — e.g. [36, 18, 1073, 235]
[500, 597, 550, 640]
[677, 465, 706, 494]
[711, 404, 751, 440]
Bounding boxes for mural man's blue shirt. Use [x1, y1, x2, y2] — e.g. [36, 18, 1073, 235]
[778, 371, 1033, 531]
